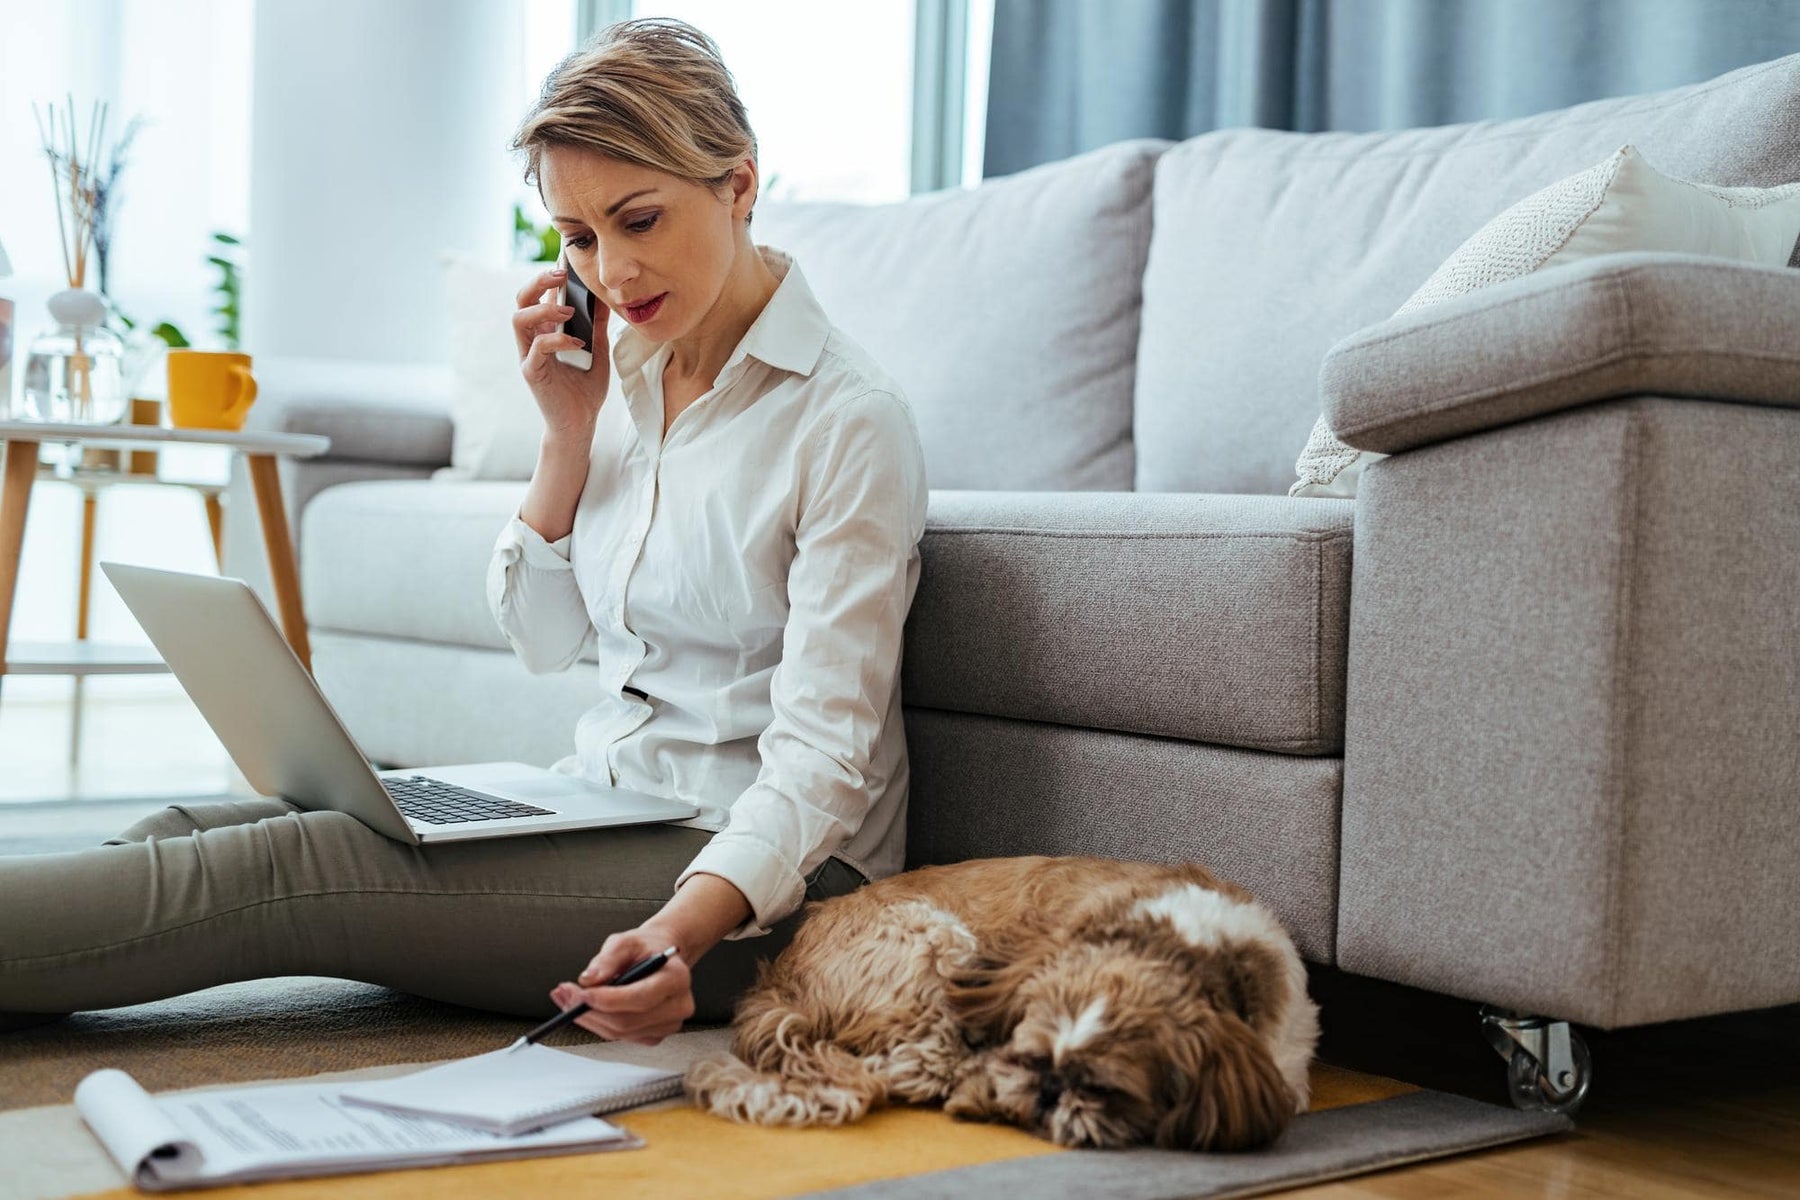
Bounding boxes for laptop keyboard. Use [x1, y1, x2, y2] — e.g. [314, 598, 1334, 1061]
[383, 775, 556, 825]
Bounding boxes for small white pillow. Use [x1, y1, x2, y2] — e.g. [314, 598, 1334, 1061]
[1290, 144, 1800, 497]
[436, 253, 622, 481]
[436, 253, 550, 481]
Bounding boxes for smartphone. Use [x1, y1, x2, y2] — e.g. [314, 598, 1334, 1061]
[554, 250, 597, 371]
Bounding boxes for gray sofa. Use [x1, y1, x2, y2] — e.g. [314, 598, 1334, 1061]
[223, 54, 1800, 1107]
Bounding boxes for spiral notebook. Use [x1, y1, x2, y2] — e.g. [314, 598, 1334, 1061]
[336, 1044, 686, 1136]
[75, 1067, 641, 1192]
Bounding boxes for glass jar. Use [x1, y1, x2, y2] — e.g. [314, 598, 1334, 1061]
[18, 288, 128, 425]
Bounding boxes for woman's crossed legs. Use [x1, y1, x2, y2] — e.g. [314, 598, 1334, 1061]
[0, 798, 853, 1028]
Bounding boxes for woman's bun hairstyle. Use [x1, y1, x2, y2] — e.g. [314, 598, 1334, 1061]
[512, 17, 759, 227]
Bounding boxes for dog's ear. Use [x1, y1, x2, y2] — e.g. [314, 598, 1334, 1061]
[1092, 911, 1291, 1036]
[1156, 1003, 1295, 1152]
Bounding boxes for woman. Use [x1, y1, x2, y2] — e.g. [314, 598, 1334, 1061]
[0, 18, 927, 1045]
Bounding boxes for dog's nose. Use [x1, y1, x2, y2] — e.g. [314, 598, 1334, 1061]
[1037, 1075, 1064, 1112]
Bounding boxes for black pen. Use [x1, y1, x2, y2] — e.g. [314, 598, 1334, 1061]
[503, 945, 680, 1053]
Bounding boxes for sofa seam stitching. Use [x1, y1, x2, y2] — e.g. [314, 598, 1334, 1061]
[923, 527, 1354, 543]
[1313, 536, 1325, 750]
[903, 701, 1338, 754]
[903, 698, 1336, 754]
[1604, 339, 1644, 1029]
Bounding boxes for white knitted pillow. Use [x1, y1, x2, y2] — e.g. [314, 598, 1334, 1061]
[436, 253, 623, 481]
[1290, 145, 1800, 498]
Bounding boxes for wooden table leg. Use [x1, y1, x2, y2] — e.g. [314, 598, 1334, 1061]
[74, 490, 98, 765]
[78, 492, 97, 638]
[0, 438, 41, 682]
[245, 452, 312, 673]
[203, 493, 225, 568]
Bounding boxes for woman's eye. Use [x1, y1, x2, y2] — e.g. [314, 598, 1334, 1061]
[626, 213, 660, 234]
[565, 235, 594, 251]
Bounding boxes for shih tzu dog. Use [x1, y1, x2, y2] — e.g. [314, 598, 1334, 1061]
[687, 856, 1319, 1151]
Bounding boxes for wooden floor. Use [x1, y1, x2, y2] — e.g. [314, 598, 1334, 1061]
[1292, 964, 1800, 1198]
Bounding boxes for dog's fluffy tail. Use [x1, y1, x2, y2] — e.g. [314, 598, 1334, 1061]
[686, 1008, 885, 1126]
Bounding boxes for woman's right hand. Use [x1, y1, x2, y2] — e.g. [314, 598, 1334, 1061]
[514, 265, 611, 440]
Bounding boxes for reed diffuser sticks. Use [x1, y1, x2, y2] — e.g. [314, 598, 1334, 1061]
[33, 95, 109, 420]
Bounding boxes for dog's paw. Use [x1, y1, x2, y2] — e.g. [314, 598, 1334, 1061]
[943, 1068, 1002, 1123]
[686, 1052, 877, 1127]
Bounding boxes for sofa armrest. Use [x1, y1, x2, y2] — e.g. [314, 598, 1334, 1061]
[1322, 252, 1800, 454]
[244, 356, 454, 469]
[1337, 394, 1800, 1027]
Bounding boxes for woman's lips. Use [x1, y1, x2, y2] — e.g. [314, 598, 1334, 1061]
[624, 293, 667, 324]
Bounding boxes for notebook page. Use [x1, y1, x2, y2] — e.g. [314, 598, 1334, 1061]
[338, 1044, 682, 1129]
[143, 1082, 631, 1186]
[75, 1069, 635, 1191]
[74, 1070, 205, 1187]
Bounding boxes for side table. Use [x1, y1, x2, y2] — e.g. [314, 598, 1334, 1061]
[0, 421, 332, 743]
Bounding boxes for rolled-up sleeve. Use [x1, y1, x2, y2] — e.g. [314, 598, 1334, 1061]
[675, 389, 927, 936]
[486, 511, 594, 674]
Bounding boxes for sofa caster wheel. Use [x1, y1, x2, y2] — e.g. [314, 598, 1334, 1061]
[1479, 1005, 1591, 1116]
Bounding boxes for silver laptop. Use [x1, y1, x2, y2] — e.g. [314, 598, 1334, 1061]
[99, 561, 697, 844]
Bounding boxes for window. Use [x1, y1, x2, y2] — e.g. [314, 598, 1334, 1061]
[622, 0, 917, 203]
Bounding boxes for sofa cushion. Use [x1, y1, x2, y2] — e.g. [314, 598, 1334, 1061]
[305, 481, 1354, 757]
[753, 139, 1169, 492]
[902, 491, 1354, 756]
[1135, 51, 1800, 495]
[248, 357, 455, 467]
[302, 480, 565, 658]
[905, 709, 1343, 962]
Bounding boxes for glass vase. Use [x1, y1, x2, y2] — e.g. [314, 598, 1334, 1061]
[17, 288, 127, 426]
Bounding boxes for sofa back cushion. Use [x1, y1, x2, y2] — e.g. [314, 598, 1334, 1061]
[1134, 52, 1800, 495]
[753, 139, 1169, 491]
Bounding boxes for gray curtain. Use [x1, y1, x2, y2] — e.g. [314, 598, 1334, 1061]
[984, 0, 1800, 177]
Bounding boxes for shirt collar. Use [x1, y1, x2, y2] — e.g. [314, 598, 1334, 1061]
[610, 244, 831, 387]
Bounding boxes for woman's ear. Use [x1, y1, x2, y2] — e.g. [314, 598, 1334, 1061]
[729, 158, 758, 222]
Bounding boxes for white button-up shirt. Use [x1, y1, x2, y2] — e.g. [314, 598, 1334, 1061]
[486, 246, 928, 937]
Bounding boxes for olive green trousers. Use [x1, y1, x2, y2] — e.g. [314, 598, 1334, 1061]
[0, 798, 863, 1029]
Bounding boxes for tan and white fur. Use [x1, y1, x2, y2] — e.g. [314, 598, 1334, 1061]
[687, 856, 1319, 1151]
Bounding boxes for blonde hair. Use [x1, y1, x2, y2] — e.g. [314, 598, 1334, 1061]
[512, 18, 759, 228]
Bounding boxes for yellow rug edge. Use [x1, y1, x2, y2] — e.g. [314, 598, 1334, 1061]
[60, 1062, 1422, 1200]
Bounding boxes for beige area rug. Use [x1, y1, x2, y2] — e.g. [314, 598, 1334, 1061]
[2, 976, 1570, 1200]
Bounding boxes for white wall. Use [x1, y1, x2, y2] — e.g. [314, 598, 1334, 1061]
[242, 0, 528, 363]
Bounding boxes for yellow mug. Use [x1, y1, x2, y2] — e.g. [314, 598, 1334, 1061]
[167, 350, 258, 430]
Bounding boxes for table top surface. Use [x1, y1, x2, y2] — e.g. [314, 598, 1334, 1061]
[0, 420, 330, 458]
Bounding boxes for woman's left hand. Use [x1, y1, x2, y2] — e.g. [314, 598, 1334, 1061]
[550, 926, 695, 1045]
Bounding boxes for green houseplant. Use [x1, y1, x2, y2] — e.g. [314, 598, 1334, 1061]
[515, 203, 562, 263]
